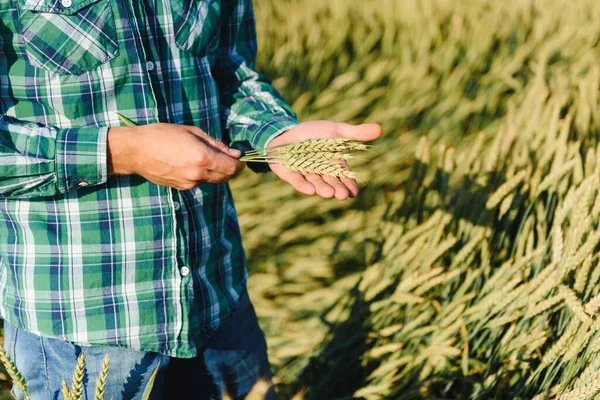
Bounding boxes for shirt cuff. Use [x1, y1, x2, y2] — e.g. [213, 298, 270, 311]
[240, 116, 299, 173]
[248, 115, 300, 150]
[55, 126, 109, 194]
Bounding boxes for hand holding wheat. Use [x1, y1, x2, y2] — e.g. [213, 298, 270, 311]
[109, 116, 245, 190]
[266, 121, 382, 200]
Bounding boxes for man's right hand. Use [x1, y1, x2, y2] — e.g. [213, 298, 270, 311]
[107, 123, 245, 190]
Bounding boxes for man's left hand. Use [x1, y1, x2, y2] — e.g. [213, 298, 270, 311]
[268, 121, 382, 200]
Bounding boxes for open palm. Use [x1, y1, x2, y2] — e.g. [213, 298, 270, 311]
[268, 121, 382, 200]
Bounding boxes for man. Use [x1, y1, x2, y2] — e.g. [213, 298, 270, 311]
[0, 0, 381, 398]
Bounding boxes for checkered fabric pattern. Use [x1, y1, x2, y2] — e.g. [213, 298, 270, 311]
[0, 0, 298, 357]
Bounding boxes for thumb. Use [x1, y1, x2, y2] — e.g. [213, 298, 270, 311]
[189, 127, 242, 158]
[336, 123, 383, 142]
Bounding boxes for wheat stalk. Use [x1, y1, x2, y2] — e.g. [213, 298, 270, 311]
[0, 344, 29, 399]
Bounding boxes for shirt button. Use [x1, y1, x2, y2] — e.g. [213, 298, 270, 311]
[146, 61, 155, 71]
[61, 0, 72, 7]
[180, 266, 190, 277]
[172, 201, 180, 211]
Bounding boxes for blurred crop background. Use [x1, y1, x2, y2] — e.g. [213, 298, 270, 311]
[234, 0, 600, 399]
[5, 0, 600, 399]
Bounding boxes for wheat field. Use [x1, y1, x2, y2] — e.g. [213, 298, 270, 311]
[231, 0, 600, 399]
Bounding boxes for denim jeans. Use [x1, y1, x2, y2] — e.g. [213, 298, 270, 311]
[3, 290, 276, 400]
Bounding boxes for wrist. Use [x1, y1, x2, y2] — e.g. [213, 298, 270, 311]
[107, 126, 139, 175]
[266, 126, 295, 149]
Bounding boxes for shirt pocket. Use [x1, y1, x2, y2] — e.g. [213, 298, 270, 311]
[171, 0, 221, 57]
[16, 0, 119, 76]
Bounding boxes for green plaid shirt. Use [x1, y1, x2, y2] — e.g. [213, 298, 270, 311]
[0, 0, 298, 357]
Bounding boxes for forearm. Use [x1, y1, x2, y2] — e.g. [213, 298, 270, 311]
[212, 0, 299, 153]
[219, 75, 300, 150]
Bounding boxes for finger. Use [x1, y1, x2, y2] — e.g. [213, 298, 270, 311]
[304, 174, 335, 199]
[183, 170, 230, 187]
[188, 126, 228, 151]
[201, 170, 230, 184]
[270, 164, 315, 195]
[338, 161, 358, 198]
[341, 177, 359, 198]
[209, 161, 246, 178]
[206, 147, 245, 176]
[188, 127, 242, 158]
[335, 122, 382, 142]
[229, 161, 246, 177]
[323, 175, 350, 200]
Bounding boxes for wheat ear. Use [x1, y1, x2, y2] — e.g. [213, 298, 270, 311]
[115, 112, 137, 126]
[558, 285, 591, 324]
[94, 355, 110, 400]
[266, 138, 368, 154]
[486, 170, 527, 209]
[276, 151, 355, 161]
[561, 380, 600, 400]
[71, 353, 86, 400]
[280, 155, 356, 179]
[0, 344, 29, 399]
[141, 364, 160, 400]
[240, 138, 369, 178]
[62, 379, 73, 400]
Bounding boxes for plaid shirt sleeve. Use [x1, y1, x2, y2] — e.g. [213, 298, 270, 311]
[0, 116, 108, 198]
[212, 0, 300, 153]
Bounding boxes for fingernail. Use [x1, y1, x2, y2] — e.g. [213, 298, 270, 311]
[228, 148, 241, 156]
